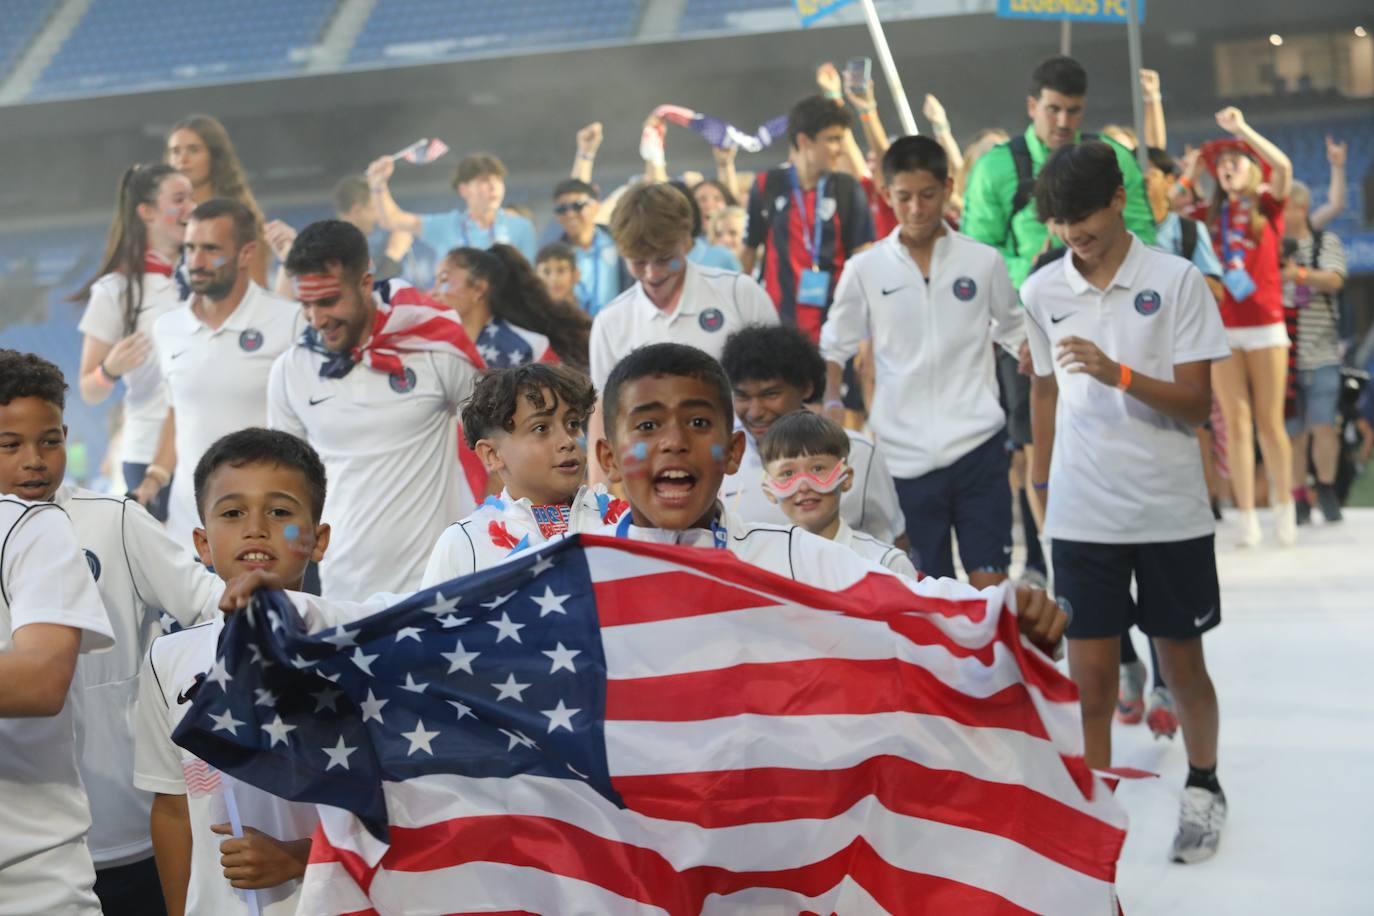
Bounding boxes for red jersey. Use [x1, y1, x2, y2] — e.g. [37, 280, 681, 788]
[1203, 191, 1285, 328]
[861, 176, 898, 239]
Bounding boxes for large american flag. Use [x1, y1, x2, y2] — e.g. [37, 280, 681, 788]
[173, 535, 1126, 915]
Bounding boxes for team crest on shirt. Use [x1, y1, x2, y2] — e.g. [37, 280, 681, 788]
[1134, 290, 1162, 316]
[699, 308, 726, 332]
[817, 197, 837, 221]
[952, 277, 978, 301]
[238, 329, 264, 352]
[83, 549, 101, 581]
[389, 367, 418, 394]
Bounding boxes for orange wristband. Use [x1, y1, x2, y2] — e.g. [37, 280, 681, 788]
[1297, 266, 1309, 284]
[1117, 363, 1133, 391]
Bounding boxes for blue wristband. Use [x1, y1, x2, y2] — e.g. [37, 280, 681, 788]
[1031, 481, 1049, 491]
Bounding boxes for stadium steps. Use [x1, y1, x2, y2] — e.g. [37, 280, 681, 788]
[637, 0, 689, 40]
[0, 0, 91, 105]
[307, 0, 377, 74]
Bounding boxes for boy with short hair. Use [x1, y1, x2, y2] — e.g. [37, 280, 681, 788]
[719, 323, 904, 543]
[1023, 142, 1230, 863]
[423, 364, 627, 585]
[534, 243, 582, 312]
[0, 351, 115, 915]
[0, 349, 221, 915]
[133, 429, 335, 915]
[591, 343, 1066, 655]
[760, 411, 916, 578]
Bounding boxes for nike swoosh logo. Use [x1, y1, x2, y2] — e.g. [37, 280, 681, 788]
[1194, 607, 1217, 628]
[171, 350, 190, 359]
[1050, 313, 1073, 324]
[308, 396, 335, 406]
[881, 286, 905, 296]
[176, 673, 205, 705]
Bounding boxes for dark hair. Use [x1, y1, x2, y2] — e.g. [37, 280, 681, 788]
[190, 197, 257, 248]
[788, 95, 853, 148]
[535, 242, 578, 268]
[452, 153, 506, 190]
[460, 364, 597, 449]
[668, 180, 705, 238]
[284, 219, 370, 280]
[881, 135, 950, 185]
[602, 343, 733, 441]
[1146, 146, 1178, 176]
[720, 324, 824, 402]
[1030, 56, 1088, 98]
[443, 244, 592, 372]
[74, 162, 183, 334]
[692, 178, 738, 209]
[168, 115, 264, 221]
[760, 411, 851, 465]
[1034, 141, 1122, 224]
[0, 349, 67, 410]
[193, 428, 327, 523]
[552, 178, 598, 200]
[333, 175, 371, 215]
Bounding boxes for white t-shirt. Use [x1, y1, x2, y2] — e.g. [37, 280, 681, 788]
[589, 262, 778, 391]
[78, 270, 184, 466]
[833, 518, 918, 578]
[422, 485, 628, 588]
[58, 485, 223, 866]
[0, 498, 114, 915]
[155, 284, 303, 549]
[133, 618, 319, 916]
[268, 345, 479, 598]
[1021, 235, 1231, 544]
[719, 427, 906, 544]
[820, 227, 1026, 478]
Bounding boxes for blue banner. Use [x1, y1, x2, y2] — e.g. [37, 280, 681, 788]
[795, 0, 858, 28]
[996, 0, 1146, 24]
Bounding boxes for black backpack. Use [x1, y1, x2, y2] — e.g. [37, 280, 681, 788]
[1007, 132, 1097, 257]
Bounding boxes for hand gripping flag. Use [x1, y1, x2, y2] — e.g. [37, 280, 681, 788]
[173, 536, 1127, 915]
[388, 137, 450, 164]
[654, 104, 790, 154]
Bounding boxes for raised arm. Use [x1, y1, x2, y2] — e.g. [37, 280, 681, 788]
[1141, 69, 1167, 150]
[1310, 136, 1347, 231]
[366, 157, 423, 235]
[922, 94, 961, 177]
[1216, 107, 1292, 200]
[572, 122, 602, 184]
[641, 115, 668, 185]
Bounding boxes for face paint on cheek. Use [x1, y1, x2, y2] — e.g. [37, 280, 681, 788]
[211, 256, 228, 268]
[711, 444, 726, 465]
[575, 435, 588, 452]
[668, 258, 684, 272]
[620, 441, 651, 477]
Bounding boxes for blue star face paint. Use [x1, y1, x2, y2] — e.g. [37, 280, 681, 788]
[283, 524, 300, 543]
[668, 257, 684, 272]
[711, 444, 726, 464]
[620, 440, 651, 478]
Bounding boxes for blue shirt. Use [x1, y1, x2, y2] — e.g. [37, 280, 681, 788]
[1154, 212, 1223, 279]
[418, 208, 538, 263]
[689, 236, 742, 273]
[564, 225, 624, 317]
[367, 229, 438, 292]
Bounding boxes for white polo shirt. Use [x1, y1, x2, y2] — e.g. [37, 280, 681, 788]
[133, 619, 317, 916]
[57, 485, 222, 867]
[155, 283, 303, 550]
[719, 427, 906, 544]
[1021, 235, 1231, 544]
[833, 519, 918, 578]
[268, 345, 479, 598]
[0, 498, 113, 916]
[589, 262, 778, 390]
[78, 271, 184, 466]
[820, 227, 1026, 479]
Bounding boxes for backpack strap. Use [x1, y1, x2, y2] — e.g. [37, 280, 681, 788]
[1029, 247, 1069, 275]
[1180, 216, 1198, 263]
[1007, 136, 1035, 257]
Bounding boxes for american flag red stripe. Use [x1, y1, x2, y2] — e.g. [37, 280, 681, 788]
[181, 758, 222, 798]
[353, 281, 485, 378]
[297, 537, 1126, 914]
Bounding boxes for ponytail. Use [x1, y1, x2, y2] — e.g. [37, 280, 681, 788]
[74, 162, 181, 335]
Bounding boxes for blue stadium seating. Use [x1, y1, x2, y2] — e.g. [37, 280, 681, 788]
[0, 0, 57, 80]
[679, 0, 790, 34]
[348, 0, 641, 67]
[31, 0, 336, 99]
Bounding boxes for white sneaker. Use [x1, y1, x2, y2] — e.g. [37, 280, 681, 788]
[1274, 501, 1297, 547]
[1171, 786, 1227, 863]
[1236, 510, 1261, 548]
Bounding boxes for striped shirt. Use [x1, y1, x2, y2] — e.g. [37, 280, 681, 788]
[1285, 231, 1347, 370]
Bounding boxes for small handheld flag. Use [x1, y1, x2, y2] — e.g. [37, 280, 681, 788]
[388, 137, 451, 164]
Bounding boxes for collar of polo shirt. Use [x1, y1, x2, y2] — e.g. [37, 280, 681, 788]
[1062, 233, 1147, 295]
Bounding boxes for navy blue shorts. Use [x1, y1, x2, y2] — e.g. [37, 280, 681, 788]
[894, 431, 1012, 579]
[1052, 534, 1221, 640]
[123, 462, 169, 522]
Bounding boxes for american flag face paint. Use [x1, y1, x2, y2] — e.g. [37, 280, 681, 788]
[762, 461, 851, 500]
[292, 272, 343, 304]
[619, 441, 651, 477]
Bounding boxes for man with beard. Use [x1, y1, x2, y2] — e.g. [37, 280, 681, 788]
[148, 198, 301, 549]
[267, 219, 482, 597]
